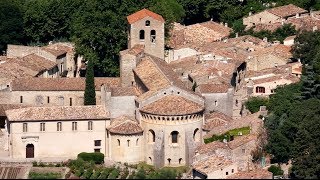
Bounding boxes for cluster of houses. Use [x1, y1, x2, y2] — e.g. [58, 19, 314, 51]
[0, 3, 308, 179]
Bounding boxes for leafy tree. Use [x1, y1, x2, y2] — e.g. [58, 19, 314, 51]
[268, 165, 284, 176]
[245, 96, 269, 113]
[134, 168, 146, 179]
[84, 50, 97, 105]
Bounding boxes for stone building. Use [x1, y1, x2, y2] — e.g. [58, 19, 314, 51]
[243, 4, 307, 29]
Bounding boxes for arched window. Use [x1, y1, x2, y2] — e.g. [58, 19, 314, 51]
[136, 138, 139, 146]
[139, 30, 145, 40]
[193, 128, 200, 142]
[171, 131, 179, 143]
[150, 30, 156, 43]
[167, 158, 171, 165]
[127, 140, 130, 147]
[145, 20, 150, 26]
[179, 158, 182, 164]
[117, 139, 120, 146]
[149, 157, 152, 163]
[149, 129, 155, 143]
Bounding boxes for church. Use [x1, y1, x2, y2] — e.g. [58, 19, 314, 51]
[3, 9, 243, 168]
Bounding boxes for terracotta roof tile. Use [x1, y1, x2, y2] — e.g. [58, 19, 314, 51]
[0, 104, 28, 117]
[252, 74, 300, 84]
[140, 95, 204, 115]
[11, 77, 120, 91]
[227, 134, 257, 150]
[127, 9, 164, 24]
[266, 4, 307, 18]
[227, 169, 273, 179]
[195, 141, 228, 155]
[6, 105, 109, 122]
[203, 112, 233, 131]
[0, 59, 38, 79]
[41, 47, 67, 57]
[198, 84, 230, 94]
[192, 156, 234, 176]
[107, 115, 143, 135]
[46, 42, 75, 53]
[111, 87, 139, 96]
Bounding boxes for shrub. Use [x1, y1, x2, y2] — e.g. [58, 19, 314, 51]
[77, 152, 104, 164]
[245, 97, 269, 113]
[32, 161, 38, 167]
[97, 168, 113, 179]
[90, 169, 102, 179]
[268, 165, 284, 176]
[82, 168, 93, 179]
[28, 172, 61, 179]
[107, 168, 120, 179]
[38, 162, 45, 167]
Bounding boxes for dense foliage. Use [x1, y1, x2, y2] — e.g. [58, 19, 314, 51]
[204, 126, 251, 144]
[245, 96, 269, 113]
[77, 152, 104, 164]
[268, 165, 284, 176]
[84, 55, 97, 106]
[264, 30, 320, 178]
[28, 172, 61, 179]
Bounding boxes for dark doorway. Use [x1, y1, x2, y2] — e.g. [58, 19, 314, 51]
[26, 144, 34, 158]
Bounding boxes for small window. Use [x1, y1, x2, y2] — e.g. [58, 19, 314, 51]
[171, 131, 179, 143]
[20, 96, 23, 103]
[145, 20, 150, 26]
[23, 123, 28, 132]
[167, 158, 171, 165]
[57, 122, 62, 131]
[139, 30, 145, 40]
[226, 172, 229, 175]
[72, 122, 77, 131]
[150, 30, 156, 43]
[136, 138, 139, 146]
[69, 98, 72, 106]
[94, 148, 100, 153]
[242, 149, 246, 153]
[117, 139, 120, 146]
[215, 100, 218, 106]
[127, 140, 130, 147]
[94, 140, 101, 146]
[47, 97, 50, 103]
[88, 121, 93, 130]
[40, 122, 45, 132]
[179, 158, 182, 164]
[149, 130, 155, 143]
[256, 86, 265, 93]
[232, 169, 234, 173]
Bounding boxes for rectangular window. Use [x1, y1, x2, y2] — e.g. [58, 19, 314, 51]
[94, 148, 100, 153]
[69, 98, 72, 106]
[94, 140, 101, 146]
[40, 123, 45, 132]
[88, 121, 93, 130]
[47, 96, 50, 103]
[20, 96, 23, 103]
[23, 123, 28, 132]
[72, 122, 77, 131]
[57, 122, 62, 131]
[242, 149, 246, 153]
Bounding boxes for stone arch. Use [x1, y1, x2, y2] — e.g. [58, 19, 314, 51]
[150, 30, 156, 43]
[139, 30, 145, 40]
[145, 20, 150, 26]
[26, 144, 34, 158]
[148, 129, 155, 143]
[171, 131, 179, 143]
[193, 128, 200, 142]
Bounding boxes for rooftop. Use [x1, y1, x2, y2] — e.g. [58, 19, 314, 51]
[192, 155, 234, 176]
[11, 77, 120, 91]
[107, 116, 143, 135]
[140, 95, 204, 116]
[127, 9, 165, 24]
[227, 134, 258, 150]
[41, 47, 67, 57]
[0, 104, 28, 117]
[6, 105, 109, 122]
[197, 84, 230, 94]
[226, 168, 273, 179]
[195, 141, 228, 155]
[266, 4, 307, 18]
[203, 112, 233, 131]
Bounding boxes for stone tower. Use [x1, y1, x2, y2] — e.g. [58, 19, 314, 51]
[127, 9, 165, 60]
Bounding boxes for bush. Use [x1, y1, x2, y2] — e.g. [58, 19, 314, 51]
[245, 97, 269, 113]
[82, 168, 93, 179]
[77, 152, 104, 164]
[97, 168, 113, 179]
[107, 168, 120, 179]
[28, 172, 61, 179]
[90, 169, 102, 179]
[268, 165, 284, 176]
[32, 161, 38, 167]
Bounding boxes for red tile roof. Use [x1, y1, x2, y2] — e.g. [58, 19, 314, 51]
[266, 4, 307, 18]
[127, 9, 165, 24]
[140, 95, 204, 115]
[198, 83, 230, 94]
[107, 116, 143, 135]
[227, 169, 273, 179]
[203, 112, 233, 131]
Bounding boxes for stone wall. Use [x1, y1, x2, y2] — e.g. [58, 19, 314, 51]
[8, 119, 109, 159]
[6, 45, 39, 58]
[109, 96, 135, 118]
[129, 17, 164, 60]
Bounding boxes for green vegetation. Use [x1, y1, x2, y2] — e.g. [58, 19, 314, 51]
[245, 96, 269, 113]
[77, 152, 104, 164]
[84, 56, 96, 105]
[204, 126, 250, 144]
[268, 165, 284, 176]
[28, 172, 61, 179]
[263, 31, 320, 179]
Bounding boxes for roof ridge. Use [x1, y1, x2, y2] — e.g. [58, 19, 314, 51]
[146, 56, 173, 86]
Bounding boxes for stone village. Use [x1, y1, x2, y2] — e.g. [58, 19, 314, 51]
[0, 3, 317, 179]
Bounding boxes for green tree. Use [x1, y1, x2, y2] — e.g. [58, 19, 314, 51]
[245, 96, 269, 113]
[134, 168, 146, 179]
[84, 50, 97, 105]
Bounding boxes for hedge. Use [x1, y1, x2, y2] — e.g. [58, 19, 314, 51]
[77, 152, 104, 164]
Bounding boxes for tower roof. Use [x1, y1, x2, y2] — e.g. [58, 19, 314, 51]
[127, 9, 165, 24]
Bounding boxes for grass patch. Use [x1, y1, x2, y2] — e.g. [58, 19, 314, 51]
[204, 126, 251, 144]
[28, 172, 61, 179]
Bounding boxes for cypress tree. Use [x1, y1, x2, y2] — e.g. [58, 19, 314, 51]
[301, 65, 316, 100]
[84, 58, 96, 105]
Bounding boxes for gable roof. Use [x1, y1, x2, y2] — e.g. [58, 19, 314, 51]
[6, 105, 109, 122]
[127, 9, 165, 24]
[266, 4, 307, 18]
[11, 77, 120, 91]
[107, 116, 143, 135]
[140, 95, 204, 115]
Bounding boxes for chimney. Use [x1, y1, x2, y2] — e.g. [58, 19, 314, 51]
[218, 71, 222, 77]
[249, 11, 252, 16]
[263, 37, 268, 42]
[220, 22, 223, 25]
[236, 33, 239, 38]
[313, 26, 318, 32]
[225, 23, 228, 27]
[296, 13, 300, 18]
[210, 18, 213, 21]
